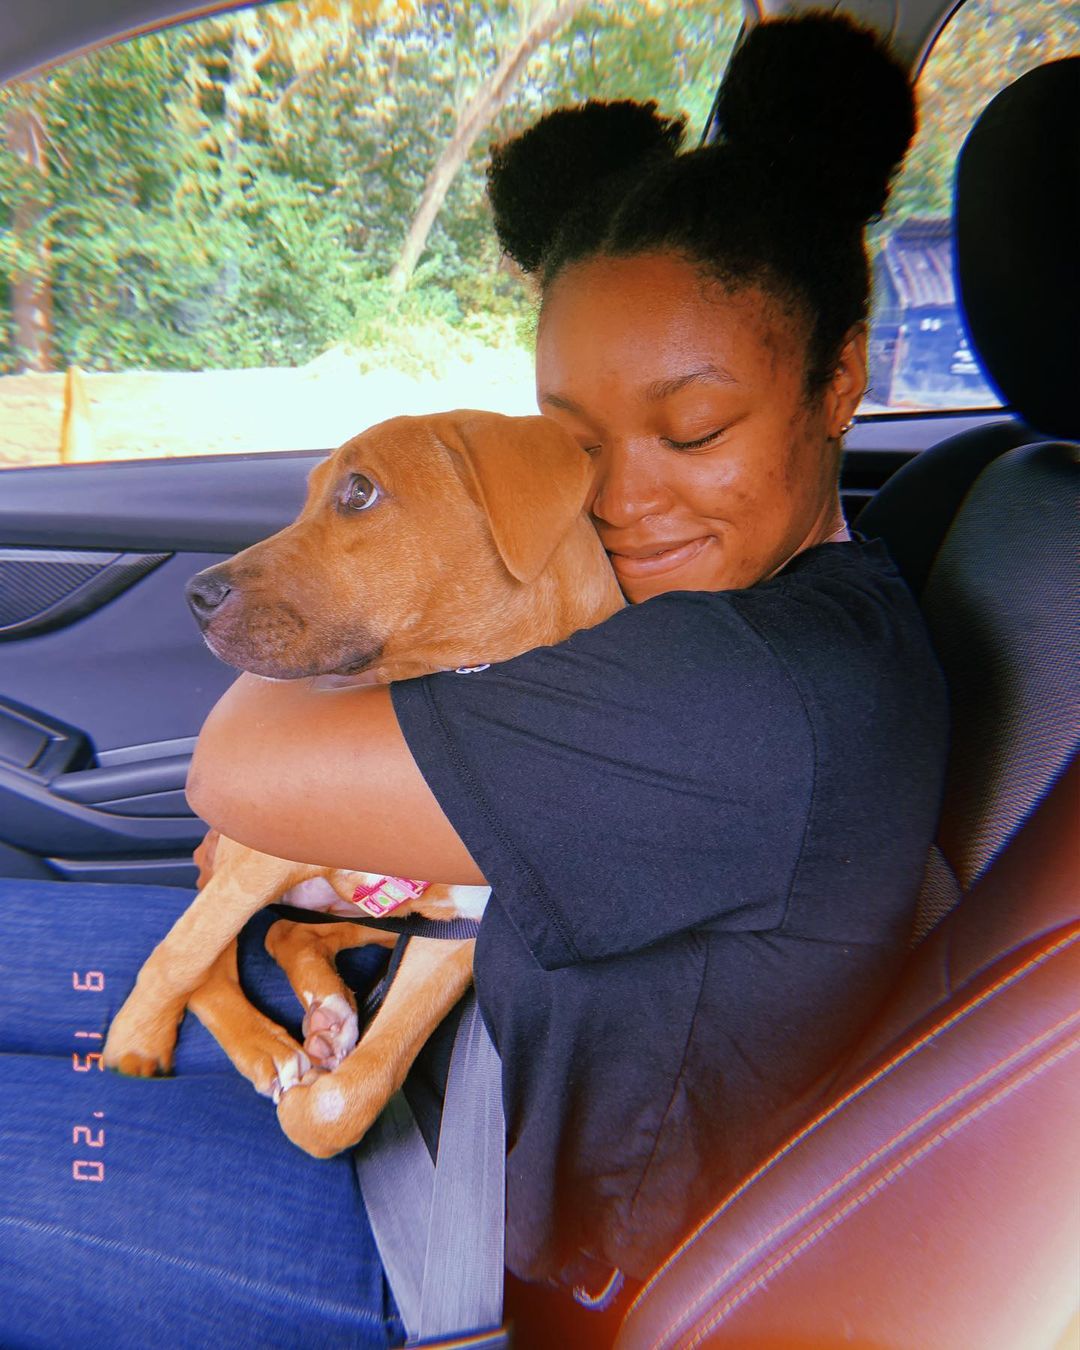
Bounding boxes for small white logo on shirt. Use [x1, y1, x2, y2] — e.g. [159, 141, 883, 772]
[453, 664, 491, 675]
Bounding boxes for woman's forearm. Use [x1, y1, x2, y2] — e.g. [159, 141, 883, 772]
[185, 673, 486, 883]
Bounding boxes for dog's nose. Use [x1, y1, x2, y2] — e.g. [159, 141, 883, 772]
[186, 571, 233, 624]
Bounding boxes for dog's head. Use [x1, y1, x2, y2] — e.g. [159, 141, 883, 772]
[186, 410, 606, 680]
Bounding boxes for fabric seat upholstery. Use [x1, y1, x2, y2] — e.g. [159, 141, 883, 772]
[919, 441, 1078, 891]
[856, 418, 1041, 599]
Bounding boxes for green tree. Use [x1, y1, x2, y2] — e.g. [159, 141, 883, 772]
[1, 84, 53, 370]
[880, 0, 1079, 232]
[15, 0, 1069, 379]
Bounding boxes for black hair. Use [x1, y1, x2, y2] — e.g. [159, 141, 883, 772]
[486, 11, 917, 396]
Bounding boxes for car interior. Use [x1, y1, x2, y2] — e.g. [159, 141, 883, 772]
[0, 1, 1076, 1347]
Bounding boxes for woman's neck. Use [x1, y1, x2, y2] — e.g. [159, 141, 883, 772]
[766, 500, 850, 580]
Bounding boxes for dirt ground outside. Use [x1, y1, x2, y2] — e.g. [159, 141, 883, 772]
[0, 346, 537, 470]
[0, 344, 966, 474]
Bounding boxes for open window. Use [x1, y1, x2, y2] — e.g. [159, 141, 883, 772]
[862, 0, 1078, 415]
[0, 0, 741, 471]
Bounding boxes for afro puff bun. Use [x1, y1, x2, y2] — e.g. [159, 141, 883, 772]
[486, 11, 915, 279]
[714, 10, 917, 224]
[487, 100, 684, 274]
[485, 11, 916, 392]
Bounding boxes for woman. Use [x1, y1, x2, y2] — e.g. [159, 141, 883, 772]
[0, 13, 946, 1347]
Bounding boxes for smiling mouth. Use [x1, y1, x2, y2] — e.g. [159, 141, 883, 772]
[606, 536, 711, 578]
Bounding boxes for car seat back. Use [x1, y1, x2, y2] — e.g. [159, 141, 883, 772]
[858, 56, 1080, 930]
[920, 440, 1078, 894]
[858, 56, 1079, 598]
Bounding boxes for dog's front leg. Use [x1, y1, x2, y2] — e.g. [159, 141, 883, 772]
[186, 937, 318, 1101]
[264, 917, 399, 1072]
[275, 937, 475, 1159]
[103, 836, 324, 1078]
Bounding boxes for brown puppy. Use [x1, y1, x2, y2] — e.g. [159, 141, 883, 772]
[102, 411, 624, 1158]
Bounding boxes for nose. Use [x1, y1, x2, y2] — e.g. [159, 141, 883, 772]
[186, 569, 233, 625]
[588, 442, 667, 529]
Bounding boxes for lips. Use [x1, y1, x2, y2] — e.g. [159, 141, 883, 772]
[605, 535, 711, 579]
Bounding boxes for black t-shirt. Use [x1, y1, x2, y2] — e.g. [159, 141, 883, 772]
[390, 538, 948, 1288]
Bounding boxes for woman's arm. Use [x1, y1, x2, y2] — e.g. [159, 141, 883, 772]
[185, 673, 487, 885]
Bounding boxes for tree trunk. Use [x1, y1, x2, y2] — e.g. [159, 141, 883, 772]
[388, 0, 584, 295]
[5, 96, 54, 372]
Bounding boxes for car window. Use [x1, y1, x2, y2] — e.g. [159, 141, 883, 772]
[0, 0, 740, 471]
[862, 0, 1079, 415]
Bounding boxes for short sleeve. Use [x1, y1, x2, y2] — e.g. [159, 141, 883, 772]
[390, 592, 812, 970]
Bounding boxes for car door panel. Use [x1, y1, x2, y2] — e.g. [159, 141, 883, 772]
[2, 551, 241, 751]
[0, 547, 170, 639]
[0, 451, 319, 885]
[0, 451, 321, 552]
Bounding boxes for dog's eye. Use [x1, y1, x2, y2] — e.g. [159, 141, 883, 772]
[344, 474, 380, 511]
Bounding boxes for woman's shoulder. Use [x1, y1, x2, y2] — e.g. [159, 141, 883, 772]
[411, 534, 938, 734]
[561, 536, 924, 664]
[735, 535, 936, 667]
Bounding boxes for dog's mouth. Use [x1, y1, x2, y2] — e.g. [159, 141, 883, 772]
[333, 649, 385, 677]
[200, 606, 384, 681]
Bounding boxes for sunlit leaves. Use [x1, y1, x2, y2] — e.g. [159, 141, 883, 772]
[2, 0, 1073, 375]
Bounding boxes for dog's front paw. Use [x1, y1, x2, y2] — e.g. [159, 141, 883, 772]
[103, 991, 187, 1077]
[268, 1045, 318, 1105]
[275, 1071, 360, 1159]
[302, 992, 359, 1071]
[275, 1056, 390, 1160]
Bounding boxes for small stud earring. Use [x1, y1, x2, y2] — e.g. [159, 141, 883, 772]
[838, 420, 854, 436]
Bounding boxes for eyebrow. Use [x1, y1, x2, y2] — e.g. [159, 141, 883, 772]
[644, 364, 738, 402]
[538, 391, 583, 414]
[539, 364, 737, 417]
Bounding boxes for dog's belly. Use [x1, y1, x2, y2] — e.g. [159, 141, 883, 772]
[426, 885, 491, 921]
[280, 876, 490, 922]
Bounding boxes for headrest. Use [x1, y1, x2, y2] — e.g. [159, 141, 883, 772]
[955, 58, 1080, 441]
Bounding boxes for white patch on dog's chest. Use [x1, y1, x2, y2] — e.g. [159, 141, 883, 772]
[433, 885, 491, 920]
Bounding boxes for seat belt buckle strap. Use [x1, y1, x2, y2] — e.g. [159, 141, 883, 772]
[357, 993, 506, 1345]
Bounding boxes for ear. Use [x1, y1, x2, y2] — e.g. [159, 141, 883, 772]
[441, 412, 595, 584]
[826, 325, 868, 438]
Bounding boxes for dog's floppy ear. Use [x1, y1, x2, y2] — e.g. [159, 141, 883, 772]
[443, 412, 595, 584]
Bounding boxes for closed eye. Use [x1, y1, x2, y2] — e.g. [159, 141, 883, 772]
[663, 426, 728, 451]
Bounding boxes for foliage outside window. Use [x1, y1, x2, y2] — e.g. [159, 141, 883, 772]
[0, 0, 737, 467]
[0, 0, 1076, 468]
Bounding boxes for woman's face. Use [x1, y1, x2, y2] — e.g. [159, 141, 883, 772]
[535, 251, 864, 602]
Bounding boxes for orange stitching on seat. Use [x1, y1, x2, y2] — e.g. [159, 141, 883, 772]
[657, 1004, 1080, 1349]
[682, 1030, 1080, 1350]
[627, 923, 1080, 1332]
